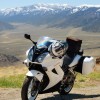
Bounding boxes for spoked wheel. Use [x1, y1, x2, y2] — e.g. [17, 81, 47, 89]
[21, 76, 40, 100]
[59, 71, 76, 95]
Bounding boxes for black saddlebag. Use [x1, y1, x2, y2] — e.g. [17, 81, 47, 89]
[66, 37, 82, 56]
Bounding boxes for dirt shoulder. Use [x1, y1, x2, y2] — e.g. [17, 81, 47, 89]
[0, 86, 100, 100]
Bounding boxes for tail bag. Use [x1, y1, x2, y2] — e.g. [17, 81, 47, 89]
[66, 37, 82, 56]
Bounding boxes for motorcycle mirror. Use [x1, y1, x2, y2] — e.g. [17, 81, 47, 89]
[24, 34, 31, 40]
[24, 34, 37, 45]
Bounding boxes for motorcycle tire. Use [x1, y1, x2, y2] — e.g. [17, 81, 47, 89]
[21, 76, 39, 100]
[58, 70, 76, 95]
[59, 83, 74, 95]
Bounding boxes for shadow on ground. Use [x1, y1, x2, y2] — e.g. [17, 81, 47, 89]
[41, 93, 100, 100]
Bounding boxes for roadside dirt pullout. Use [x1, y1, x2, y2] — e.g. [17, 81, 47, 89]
[0, 86, 100, 100]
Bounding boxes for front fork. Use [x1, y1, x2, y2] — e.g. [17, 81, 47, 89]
[31, 77, 40, 96]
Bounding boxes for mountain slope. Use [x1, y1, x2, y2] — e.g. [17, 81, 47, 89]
[0, 21, 14, 31]
[0, 4, 100, 32]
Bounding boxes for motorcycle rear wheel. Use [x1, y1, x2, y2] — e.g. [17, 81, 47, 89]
[59, 83, 74, 95]
[58, 71, 76, 95]
[21, 76, 39, 100]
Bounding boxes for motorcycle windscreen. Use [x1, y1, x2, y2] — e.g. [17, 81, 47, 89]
[75, 56, 96, 75]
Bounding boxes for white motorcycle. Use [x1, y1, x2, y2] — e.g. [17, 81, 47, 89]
[21, 34, 95, 100]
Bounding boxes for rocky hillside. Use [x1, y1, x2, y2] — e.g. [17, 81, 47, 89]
[0, 54, 19, 67]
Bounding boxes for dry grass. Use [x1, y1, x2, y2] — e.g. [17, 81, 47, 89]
[0, 64, 27, 78]
[0, 64, 100, 88]
[74, 64, 100, 88]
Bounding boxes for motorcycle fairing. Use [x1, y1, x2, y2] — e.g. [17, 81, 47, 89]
[44, 65, 64, 91]
[26, 70, 43, 82]
[39, 81, 61, 94]
[40, 53, 64, 91]
[27, 64, 50, 92]
[41, 53, 63, 71]
[69, 54, 81, 67]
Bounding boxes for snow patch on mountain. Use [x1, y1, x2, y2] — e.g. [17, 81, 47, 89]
[0, 4, 72, 16]
[96, 9, 100, 12]
[0, 4, 100, 16]
[71, 8, 79, 13]
[78, 4, 100, 8]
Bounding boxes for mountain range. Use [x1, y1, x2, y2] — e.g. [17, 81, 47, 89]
[0, 4, 100, 32]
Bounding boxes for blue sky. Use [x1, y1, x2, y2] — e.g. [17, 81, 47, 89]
[0, 0, 100, 9]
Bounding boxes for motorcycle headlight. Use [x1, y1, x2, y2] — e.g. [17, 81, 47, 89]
[37, 53, 47, 63]
[27, 48, 33, 61]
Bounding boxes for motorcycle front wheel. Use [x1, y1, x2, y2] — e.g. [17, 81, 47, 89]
[21, 76, 39, 100]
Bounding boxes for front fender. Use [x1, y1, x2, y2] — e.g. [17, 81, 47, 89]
[26, 70, 43, 82]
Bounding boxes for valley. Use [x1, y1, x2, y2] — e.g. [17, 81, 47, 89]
[0, 23, 100, 60]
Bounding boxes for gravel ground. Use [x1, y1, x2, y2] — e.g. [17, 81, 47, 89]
[0, 86, 100, 100]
